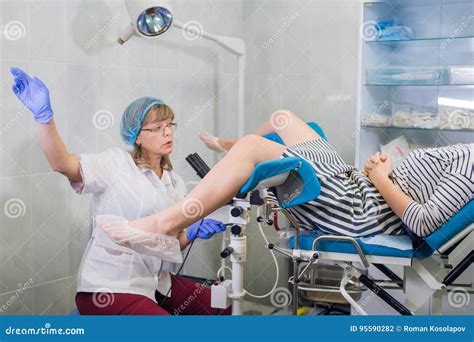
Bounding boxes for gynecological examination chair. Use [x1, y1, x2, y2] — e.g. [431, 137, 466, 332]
[193, 122, 473, 316]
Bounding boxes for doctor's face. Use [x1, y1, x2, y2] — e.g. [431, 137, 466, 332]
[137, 119, 176, 156]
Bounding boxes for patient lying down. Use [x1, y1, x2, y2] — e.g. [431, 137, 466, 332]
[101, 110, 474, 253]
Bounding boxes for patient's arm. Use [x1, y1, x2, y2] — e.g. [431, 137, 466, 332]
[365, 153, 413, 225]
[370, 173, 413, 224]
[366, 153, 474, 237]
[399, 174, 473, 237]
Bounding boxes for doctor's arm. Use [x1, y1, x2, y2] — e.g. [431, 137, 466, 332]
[177, 231, 191, 250]
[10, 67, 82, 182]
[177, 219, 227, 250]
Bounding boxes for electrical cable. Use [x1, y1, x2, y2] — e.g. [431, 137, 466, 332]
[244, 207, 280, 299]
[159, 219, 202, 306]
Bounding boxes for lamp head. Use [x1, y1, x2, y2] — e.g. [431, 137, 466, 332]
[125, 0, 173, 38]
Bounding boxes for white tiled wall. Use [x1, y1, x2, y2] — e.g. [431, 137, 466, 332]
[236, 0, 361, 307]
[0, 0, 243, 315]
[0, 0, 362, 314]
[243, 0, 360, 163]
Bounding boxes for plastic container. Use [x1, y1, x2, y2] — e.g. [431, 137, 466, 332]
[447, 65, 474, 85]
[392, 102, 413, 127]
[412, 106, 439, 129]
[438, 105, 474, 130]
[366, 66, 448, 85]
[362, 102, 392, 127]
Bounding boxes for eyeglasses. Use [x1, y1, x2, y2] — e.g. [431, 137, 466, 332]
[140, 122, 178, 136]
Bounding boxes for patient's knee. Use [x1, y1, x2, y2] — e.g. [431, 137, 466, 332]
[234, 134, 262, 149]
[270, 109, 298, 129]
[230, 134, 269, 155]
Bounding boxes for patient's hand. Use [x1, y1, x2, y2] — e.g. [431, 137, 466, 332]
[364, 152, 390, 182]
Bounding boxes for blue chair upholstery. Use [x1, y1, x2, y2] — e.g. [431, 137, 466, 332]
[290, 200, 474, 259]
[238, 157, 321, 208]
[245, 120, 473, 259]
[263, 121, 327, 144]
[414, 199, 474, 258]
[238, 122, 324, 208]
[290, 232, 414, 258]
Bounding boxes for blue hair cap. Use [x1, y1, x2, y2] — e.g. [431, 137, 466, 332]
[120, 96, 165, 145]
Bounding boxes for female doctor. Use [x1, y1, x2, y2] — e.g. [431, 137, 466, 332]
[10, 67, 230, 315]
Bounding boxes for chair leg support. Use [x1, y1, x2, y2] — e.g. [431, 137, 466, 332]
[373, 264, 403, 287]
[340, 266, 367, 315]
[358, 275, 413, 315]
[292, 260, 299, 315]
[443, 250, 473, 286]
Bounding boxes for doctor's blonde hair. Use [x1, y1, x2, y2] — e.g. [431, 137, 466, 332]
[131, 104, 174, 172]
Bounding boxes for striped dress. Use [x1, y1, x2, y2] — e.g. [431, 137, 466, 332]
[280, 139, 473, 238]
[390, 143, 474, 237]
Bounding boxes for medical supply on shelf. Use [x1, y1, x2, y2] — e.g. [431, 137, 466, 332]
[362, 103, 392, 127]
[438, 105, 474, 130]
[391, 103, 413, 127]
[412, 106, 439, 129]
[380, 135, 411, 170]
[366, 66, 448, 85]
[371, 21, 415, 41]
[362, 113, 392, 127]
[447, 65, 474, 85]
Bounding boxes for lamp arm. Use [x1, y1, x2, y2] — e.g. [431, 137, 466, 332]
[172, 20, 246, 56]
[117, 22, 135, 45]
[173, 19, 246, 137]
[116, 18, 246, 136]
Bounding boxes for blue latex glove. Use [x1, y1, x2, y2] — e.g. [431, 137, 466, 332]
[10, 67, 53, 124]
[186, 219, 227, 241]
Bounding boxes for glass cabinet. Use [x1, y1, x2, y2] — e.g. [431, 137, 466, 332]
[355, 0, 474, 168]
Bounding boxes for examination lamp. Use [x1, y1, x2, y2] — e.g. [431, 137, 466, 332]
[117, 0, 246, 137]
[118, 0, 173, 42]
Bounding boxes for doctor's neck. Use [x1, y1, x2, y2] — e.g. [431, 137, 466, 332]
[144, 151, 163, 173]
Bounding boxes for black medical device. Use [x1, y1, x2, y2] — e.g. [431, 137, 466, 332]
[160, 153, 212, 306]
[185, 153, 210, 178]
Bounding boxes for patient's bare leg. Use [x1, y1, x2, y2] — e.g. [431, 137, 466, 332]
[115, 135, 287, 235]
[215, 110, 321, 151]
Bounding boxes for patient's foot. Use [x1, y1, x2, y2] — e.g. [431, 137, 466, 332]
[199, 132, 230, 153]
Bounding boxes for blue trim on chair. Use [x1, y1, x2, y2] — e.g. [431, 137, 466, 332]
[238, 157, 321, 208]
[262, 131, 285, 145]
[289, 233, 414, 258]
[262, 121, 327, 145]
[414, 199, 474, 258]
[289, 200, 474, 259]
[239, 121, 324, 206]
[238, 157, 301, 195]
[307, 122, 327, 141]
[279, 158, 321, 208]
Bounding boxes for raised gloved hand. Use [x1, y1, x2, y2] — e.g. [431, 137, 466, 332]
[10, 67, 53, 124]
[186, 219, 227, 241]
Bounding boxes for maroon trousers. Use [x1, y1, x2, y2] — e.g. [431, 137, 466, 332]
[76, 274, 231, 315]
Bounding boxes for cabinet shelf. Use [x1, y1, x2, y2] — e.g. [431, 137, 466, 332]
[364, 83, 474, 87]
[364, 0, 474, 7]
[365, 35, 474, 44]
[361, 125, 474, 133]
[356, 0, 474, 169]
